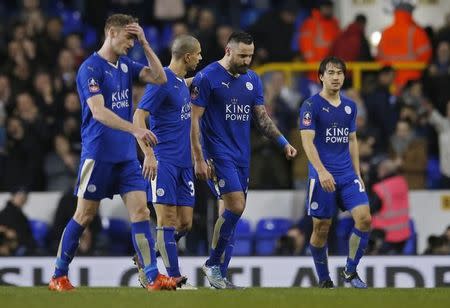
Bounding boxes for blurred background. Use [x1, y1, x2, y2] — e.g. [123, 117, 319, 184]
[0, 0, 449, 274]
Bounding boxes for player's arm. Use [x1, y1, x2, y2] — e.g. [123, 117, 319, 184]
[125, 23, 167, 85]
[133, 108, 157, 180]
[190, 104, 211, 180]
[87, 94, 157, 146]
[349, 132, 364, 189]
[300, 130, 336, 192]
[252, 105, 297, 160]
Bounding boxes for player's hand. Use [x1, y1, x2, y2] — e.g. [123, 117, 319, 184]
[283, 144, 297, 160]
[125, 22, 147, 46]
[194, 159, 211, 181]
[318, 169, 336, 192]
[133, 127, 158, 147]
[142, 153, 157, 180]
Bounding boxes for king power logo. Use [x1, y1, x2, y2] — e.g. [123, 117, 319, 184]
[111, 89, 129, 109]
[225, 98, 251, 121]
[325, 124, 349, 143]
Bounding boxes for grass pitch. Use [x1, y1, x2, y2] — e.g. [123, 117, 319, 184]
[1, 287, 449, 308]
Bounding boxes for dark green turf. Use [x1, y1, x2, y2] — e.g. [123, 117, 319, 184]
[1, 287, 449, 308]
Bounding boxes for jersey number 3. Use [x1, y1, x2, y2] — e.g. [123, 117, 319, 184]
[354, 179, 365, 192]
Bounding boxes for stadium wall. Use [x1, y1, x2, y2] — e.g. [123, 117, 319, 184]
[0, 256, 448, 288]
[0, 190, 449, 253]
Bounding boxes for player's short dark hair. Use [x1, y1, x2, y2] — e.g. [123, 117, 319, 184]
[378, 65, 394, 75]
[355, 14, 367, 24]
[171, 35, 199, 59]
[318, 56, 346, 82]
[104, 14, 137, 34]
[227, 31, 253, 45]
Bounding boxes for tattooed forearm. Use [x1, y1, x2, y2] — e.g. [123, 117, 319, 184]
[252, 105, 282, 140]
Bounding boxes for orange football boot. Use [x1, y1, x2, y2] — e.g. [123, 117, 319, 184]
[48, 275, 75, 292]
[146, 273, 177, 291]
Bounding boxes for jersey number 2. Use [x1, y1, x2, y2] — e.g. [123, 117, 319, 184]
[354, 179, 365, 192]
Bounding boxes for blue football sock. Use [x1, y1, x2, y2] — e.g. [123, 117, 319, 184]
[346, 227, 369, 273]
[206, 209, 240, 266]
[310, 244, 330, 283]
[54, 218, 84, 278]
[220, 230, 235, 278]
[131, 220, 158, 283]
[157, 226, 181, 277]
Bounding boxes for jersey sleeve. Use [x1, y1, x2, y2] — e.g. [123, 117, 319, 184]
[299, 99, 316, 130]
[77, 62, 103, 99]
[191, 72, 211, 108]
[129, 59, 145, 80]
[253, 74, 264, 106]
[138, 84, 168, 114]
[350, 103, 357, 133]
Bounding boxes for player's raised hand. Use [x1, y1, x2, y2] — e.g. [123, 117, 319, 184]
[133, 127, 158, 147]
[318, 169, 336, 192]
[194, 159, 211, 181]
[125, 22, 147, 45]
[283, 144, 298, 160]
[142, 153, 157, 180]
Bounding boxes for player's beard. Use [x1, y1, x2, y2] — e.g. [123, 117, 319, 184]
[231, 63, 249, 75]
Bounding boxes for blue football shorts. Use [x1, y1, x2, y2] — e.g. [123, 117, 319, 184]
[74, 158, 146, 201]
[207, 158, 249, 199]
[306, 174, 369, 219]
[148, 161, 195, 207]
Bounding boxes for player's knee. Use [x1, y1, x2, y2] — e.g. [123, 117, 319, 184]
[73, 210, 96, 227]
[178, 220, 192, 233]
[357, 214, 372, 230]
[130, 206, 150, 222]
[313, 222, 331, 239]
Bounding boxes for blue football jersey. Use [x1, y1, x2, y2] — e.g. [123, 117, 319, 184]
[138, 67, 192, 168]
[191, 62, 264, 166]
[76, 52, 144, 162]
[299, 93, 357, 179]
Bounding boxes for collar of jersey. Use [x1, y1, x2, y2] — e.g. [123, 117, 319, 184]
[94, 52, 119, 69]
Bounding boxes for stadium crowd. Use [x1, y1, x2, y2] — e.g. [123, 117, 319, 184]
[0, 0, 449, 257]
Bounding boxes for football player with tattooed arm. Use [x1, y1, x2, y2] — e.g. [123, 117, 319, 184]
[190, 31, 297, 289]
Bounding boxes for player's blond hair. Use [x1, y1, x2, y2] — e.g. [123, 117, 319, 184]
[104, 14, 138, 35]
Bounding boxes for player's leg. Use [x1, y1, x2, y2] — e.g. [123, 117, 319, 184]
[49, 198, 100, 291]
[340, 177, 371, 288]
[310, 217, 333, 287]
[174, 166, 195, 243]
[176, 206, 193, 242]
[218, 165, 249, 283]
[120, 160, 176, 291]
[49, 158, 106, 291]
[307, 177, 336, 288]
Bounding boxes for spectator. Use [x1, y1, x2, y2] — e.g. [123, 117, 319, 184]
[249, 0, 298, 63]
[1, 117, 42, 191]
[0, 187, 35, 255]
[364, 66, 399, 151]
[55, 48, 77, 92]
[44, 135, 78, 191]
[389, 119, 427, 189]
[423, 40, 450, 115]
[330, 13, 372, 62]
[298, 0, 340, 81]
[423, 100, 450, 188]
[377, 2, 432, 90]
[423, 235, 450, 255]
[37, 17, 64, 67]
[436, 12, 450, 44]
[371, 158, 412, 254]
[193, 8, 217, 67]
[64, 33, 86, 67]
[0, 225, 19, 256]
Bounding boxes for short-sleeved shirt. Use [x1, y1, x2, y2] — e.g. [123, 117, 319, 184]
[299, 93, 357, 180]
[76, 52, 144, 162]
[191, 62, 264, 166]
[138, 67, 192, 167]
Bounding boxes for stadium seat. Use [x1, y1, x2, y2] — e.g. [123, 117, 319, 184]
[426, 157, 441, 189]
[105, 218, 131, 255]
[233, 218, 253, 256]
[240, 8, 267, 30]
[254, 218, 292, 255]
[29, 219, 50, 251]
[402, 219, 417, 255]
